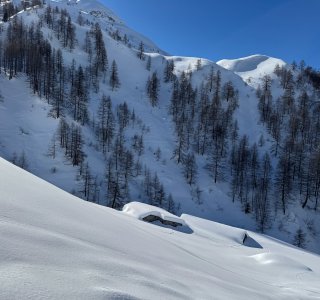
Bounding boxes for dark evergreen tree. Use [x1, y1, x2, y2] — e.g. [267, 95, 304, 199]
[109, 60, 120, 90]
[167, 193, 176, 213]
[70, 65, 88, 124]
[146, 55, 151, 71]
[196, 59, 202, 70]
[275, 142, 293, 214]
[184, 152, 197, 185]
[255, 153, 272, 232]
[132, 134, 144, 156]
[77, 12, 85, 26]
[50, 48, 65, 118]
[97, 94, 115, 153]
[80, 162, 97, 202]
[146, 72, 160, 106]
[117, 102, 130, 132]
[258, 75, 273, 124]
[92, 22, 108, 79]
[137, 41, 144, 60]
[293, 228, 306, 248]
[164, 60, 175, 82]
[106, 164, 124, 209]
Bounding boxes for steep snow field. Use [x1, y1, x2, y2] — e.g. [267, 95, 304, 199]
[1, 0, 320, 256]
[0, 2, 266, 227]
[1, 157, 320, 300]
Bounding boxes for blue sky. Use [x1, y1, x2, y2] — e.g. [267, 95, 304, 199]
[103, 0, 320, 69]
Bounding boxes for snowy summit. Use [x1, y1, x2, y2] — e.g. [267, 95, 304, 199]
[217, 54, 286, 87]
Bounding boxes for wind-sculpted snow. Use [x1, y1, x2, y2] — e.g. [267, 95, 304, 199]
[217, 54, 286, 87]
[217, 55, 270, 72]
[1, 157, 320, 299]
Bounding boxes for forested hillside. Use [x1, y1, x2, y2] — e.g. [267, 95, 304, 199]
[0, 0, 320, 253]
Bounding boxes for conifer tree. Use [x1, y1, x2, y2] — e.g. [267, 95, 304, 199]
[70, 65, 88, 124]
[293, 228, 306, 248]
[97, 94, 115, 153]
[92, 23, 108, 77]
[184, 152, 197, 185]
[196, 59, 202, 70]
[146, 72, 160, 106]
[164, 60, 175, 82]
[146, 56, 151, 71]
[137, 41, 145, 60]
[110, 60, 120, 90]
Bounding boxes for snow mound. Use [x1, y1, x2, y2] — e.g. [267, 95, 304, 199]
[182, 214, 249, 245]
[122, 202, 186, 226]
[217, 54, 285, 73]
[217, 55, 270, 73]
[251, 253, 312, 271]
[217, 54, 286, 87]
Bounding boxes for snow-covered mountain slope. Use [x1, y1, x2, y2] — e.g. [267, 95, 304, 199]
[0, 58, 259, 227]
[0, 2, 265, 224]
[217, 54, 286, 87]
[1, 157, 320, 300]
[0, 75, 79, 192]
[53, 0, 166, 54]
[0, 0, 320, 256]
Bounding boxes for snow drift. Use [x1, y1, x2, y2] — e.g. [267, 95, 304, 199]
[1, 157, 320, 299]
[217, 54, 286, 87]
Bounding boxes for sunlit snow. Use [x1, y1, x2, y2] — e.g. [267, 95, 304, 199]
[1, 157, 320, 299]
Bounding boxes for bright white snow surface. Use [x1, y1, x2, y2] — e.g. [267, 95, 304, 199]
[123, 202, 186, 226]
[1, 157, 320, 300]
[217, 54, 286, 87]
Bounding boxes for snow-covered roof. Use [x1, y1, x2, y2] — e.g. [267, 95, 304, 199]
[122, 201, 186, 226]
